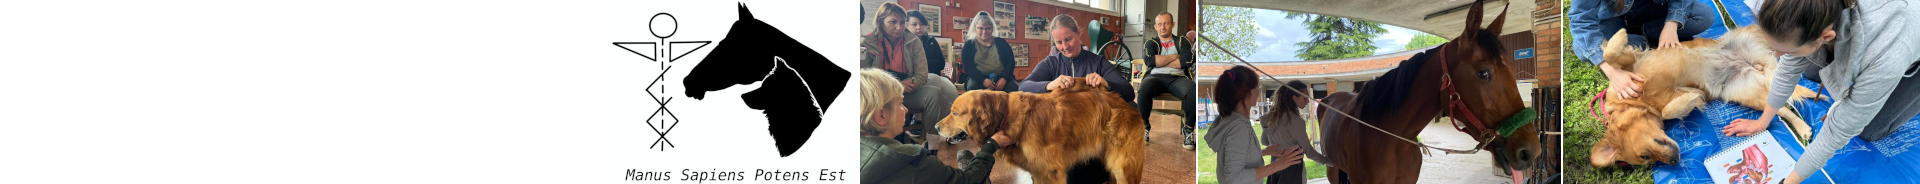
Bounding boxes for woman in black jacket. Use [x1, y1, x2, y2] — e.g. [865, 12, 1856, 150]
[960, 12, 1017, 91]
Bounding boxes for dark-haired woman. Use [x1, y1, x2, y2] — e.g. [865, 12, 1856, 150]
[1258, 80, 1334, 184]
[1741, 1, 1920, 183]
[1206, 66, 1305, 183]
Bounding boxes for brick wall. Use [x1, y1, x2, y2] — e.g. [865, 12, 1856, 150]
[1532, 0, 1562, 87]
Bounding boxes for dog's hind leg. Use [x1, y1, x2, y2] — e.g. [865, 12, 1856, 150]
[1662, 87, 1709, 119]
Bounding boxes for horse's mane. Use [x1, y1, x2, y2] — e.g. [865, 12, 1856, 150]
[1354, 30, 1504, 117]
[1354, 50, 1432, 116]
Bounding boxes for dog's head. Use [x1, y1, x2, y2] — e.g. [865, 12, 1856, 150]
[1588, 28, 1683, 167]
[1590, 100, 1682, 167]
[937, 90, 1011, 145]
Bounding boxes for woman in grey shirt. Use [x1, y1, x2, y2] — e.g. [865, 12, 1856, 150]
[1258, 80, 1334, 184]
[1207, 66, 1304, 183]
[1736, 0, 1920, 183]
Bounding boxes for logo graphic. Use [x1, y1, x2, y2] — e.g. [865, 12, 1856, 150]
[614, 12, 710, 151]
[683, 4, 850, 157]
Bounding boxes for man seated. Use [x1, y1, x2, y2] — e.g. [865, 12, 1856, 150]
[1138, 12, 1197, 150]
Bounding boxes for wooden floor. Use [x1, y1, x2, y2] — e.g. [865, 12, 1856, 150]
[933, 113, 1197, 184]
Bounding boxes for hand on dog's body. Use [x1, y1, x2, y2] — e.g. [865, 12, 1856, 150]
[1044, 74, 1107, 92]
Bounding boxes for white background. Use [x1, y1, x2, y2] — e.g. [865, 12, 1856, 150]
[0, 0, 860, 183]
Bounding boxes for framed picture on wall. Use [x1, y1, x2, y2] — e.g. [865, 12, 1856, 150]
[1023, 15, 1048, 40]
[933, 37, 952, 70]
[917, 3, 941, 35]
[952, 16, 969, 31]
[992, 1, 1015, 39]
[1010, 43, 1030, 67]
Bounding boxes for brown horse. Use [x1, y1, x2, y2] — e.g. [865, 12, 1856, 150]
[1302, 0, 1541, 183]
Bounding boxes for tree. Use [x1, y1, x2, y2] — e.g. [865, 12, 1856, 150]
[1285, 12, 1385, 60]
[1200, 5, 1259, 63]
[1404, 33, 1449, 50]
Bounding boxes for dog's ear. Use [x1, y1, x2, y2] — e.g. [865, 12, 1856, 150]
[1591, 139, 1619, 168]
[971, 91, 1011, 137]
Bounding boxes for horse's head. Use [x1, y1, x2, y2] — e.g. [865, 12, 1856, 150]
[1436, 0, 1539, 180]
[683, 3, 848, 110]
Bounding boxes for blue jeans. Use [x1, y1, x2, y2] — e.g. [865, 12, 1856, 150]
[1618, 0, 1715, 49]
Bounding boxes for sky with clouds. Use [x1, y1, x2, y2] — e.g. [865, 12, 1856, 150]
[1244, 9, 1431, 62]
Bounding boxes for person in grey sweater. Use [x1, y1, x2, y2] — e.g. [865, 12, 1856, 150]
[1257, 80, 1334, 184]
[1206, 66, 1303, 184]
[1730, 0, 1920, 183]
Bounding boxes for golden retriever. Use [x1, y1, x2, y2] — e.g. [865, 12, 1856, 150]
[937, 77, 1145, 184]
[1590, 27, 1822, 167]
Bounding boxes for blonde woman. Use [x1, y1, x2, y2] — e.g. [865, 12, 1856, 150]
[960, 11, 1015, 92]
[857, 69, 998, 184]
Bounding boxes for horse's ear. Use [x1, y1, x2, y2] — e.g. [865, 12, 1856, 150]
[738, 3, 753, 20]
[1461, 0, 1485, 37]
[1484, 0, 1509, 35]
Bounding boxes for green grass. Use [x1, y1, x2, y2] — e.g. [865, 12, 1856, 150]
[1197, 120, 1328, 184]
[1562, 13, 1657, 182]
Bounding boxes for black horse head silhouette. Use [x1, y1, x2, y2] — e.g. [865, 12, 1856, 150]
[682, 3, 850, 157]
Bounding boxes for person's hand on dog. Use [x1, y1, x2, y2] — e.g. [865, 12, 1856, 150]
[1601, 63, 1646, 99]
[1658, 21, 1683, 49]
[1083, 74, 1107, 89]
[991, 132, 1013, 147]
[1046, 75, 1076, 91]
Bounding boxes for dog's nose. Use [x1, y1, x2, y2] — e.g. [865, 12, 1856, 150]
[1663, 141, 1682, 163]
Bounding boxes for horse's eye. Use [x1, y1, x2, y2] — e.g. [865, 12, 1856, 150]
[1476, 69, 1493, 80]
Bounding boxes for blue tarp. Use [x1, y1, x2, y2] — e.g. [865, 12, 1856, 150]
[1648, 87, 1807, 184]
[1652, 77, 1920, 184]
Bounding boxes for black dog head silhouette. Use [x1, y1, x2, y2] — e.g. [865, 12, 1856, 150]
[682, 3, 850, 157]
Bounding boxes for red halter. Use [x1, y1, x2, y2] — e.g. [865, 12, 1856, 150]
[1433, 45, 1495, 136]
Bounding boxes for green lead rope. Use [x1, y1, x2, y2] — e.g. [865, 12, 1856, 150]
[1496, 107, 1537, 137]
